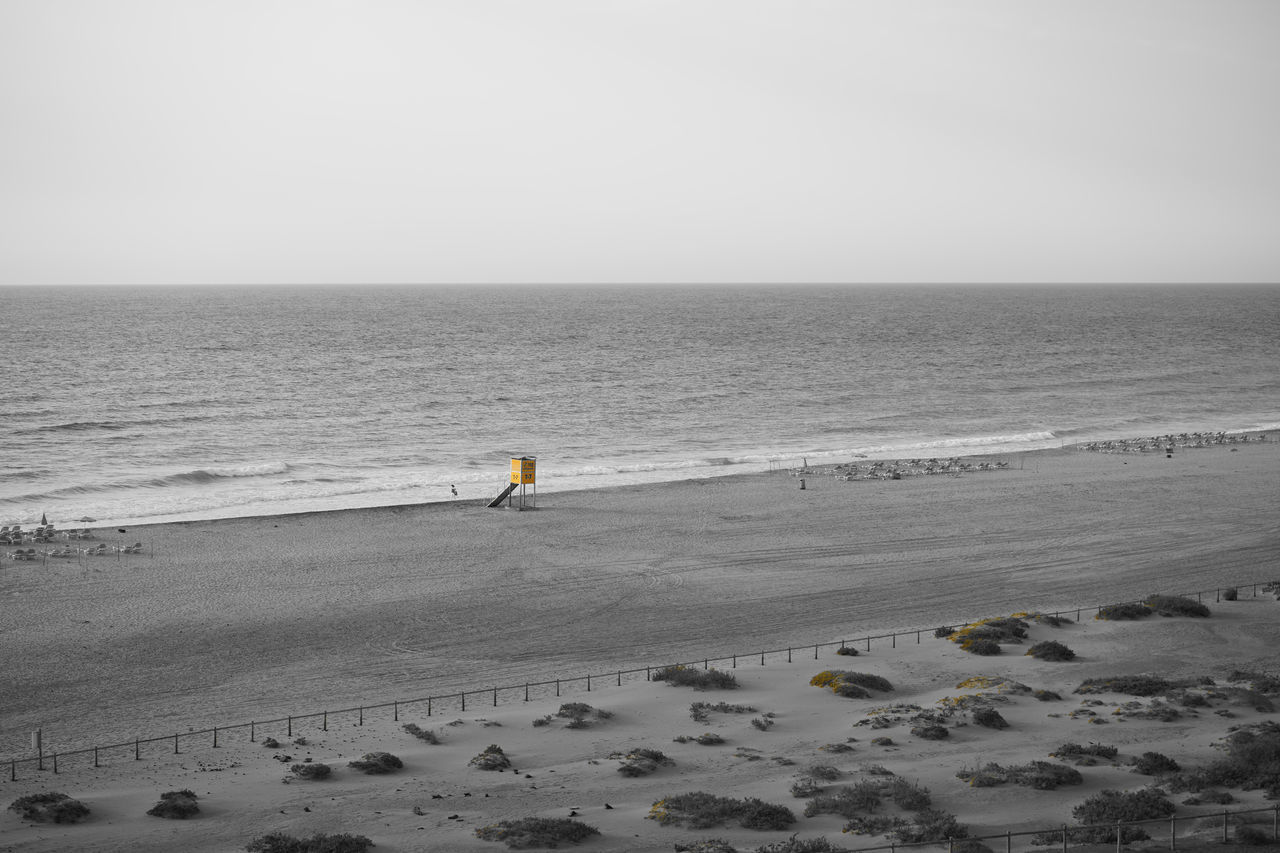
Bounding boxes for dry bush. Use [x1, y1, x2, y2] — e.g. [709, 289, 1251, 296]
[290, 762, 332, 780]
[654, 666, 738, 690]
[402, 722, 440, 744]
[347, 752, 403, 774]
[1144, 594, 1211, 617]
[475, 817, 600, 848]
[8, 792, 91, 824]
[146, 789, 199, 819]
[245, 833, 373, 853]
[650, 792, 796, 830]
[1026, 640, 1075, 661]
[469, 745, 512, 770]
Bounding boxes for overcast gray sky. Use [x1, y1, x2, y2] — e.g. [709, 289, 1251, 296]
[2, 0, 1277, 285]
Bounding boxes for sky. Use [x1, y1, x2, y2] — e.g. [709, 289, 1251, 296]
[1, 0, 1278, 286]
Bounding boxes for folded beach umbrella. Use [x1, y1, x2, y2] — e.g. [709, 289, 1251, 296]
[40, 512, 47, 525]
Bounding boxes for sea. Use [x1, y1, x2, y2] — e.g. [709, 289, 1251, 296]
[2, 284, 1278, 529]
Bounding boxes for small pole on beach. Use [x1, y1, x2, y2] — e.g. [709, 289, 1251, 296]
[892, 633, 896, 649]
[427, 698, 432, 717]
[287, 716, 292, 737]
[814, 644, 819, 659]
[461, 692, 466, 712]
[866, 636, 871, 652]
[1061, 824, 1068, 853]
[52, 753, 57, 774]
[10, 761, 15, 781]
[1171, 815, 1177, 849]
[213, 727, 218, 748]
[760, 650, 765, 666]
[323, 712, 328, 731]
[393, 702, 399, 722]
[616, 670, 621, 687]
[1222, 812, 1229, 843]
[34, 730, 42, 771]
[555, 679, 560, 697]
[173, 734, 179, 754]
[787, 647, 792, 663]
[93, 747, 99, 768]
[250, 722, 255, 742]
[135, 738, 141, 759]
[732, 655, 737, 669]
[492, 688, 497, 707]
[359, 707, 364, 726]
[1117, 821, 1123, 853]
[524, 683, 530, 701]
[1006, 830, 1011, 853]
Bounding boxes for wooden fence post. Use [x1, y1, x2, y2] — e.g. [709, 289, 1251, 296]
[213, 727, 219, 748]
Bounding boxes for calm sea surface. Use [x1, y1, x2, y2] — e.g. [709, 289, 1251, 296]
[2, 285, 1278, 528]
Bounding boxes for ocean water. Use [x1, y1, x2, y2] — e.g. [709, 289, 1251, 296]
[2, 284, 1278, 528]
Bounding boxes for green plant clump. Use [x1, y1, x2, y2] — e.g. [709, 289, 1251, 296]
[617, 747, 673, 777]
[8, 792, 91, 824]
[1074, 675, 1178, 697]
[963, 639, 1001, 656]
[474, 817, 600, 848]
[147, 789, 199, 819]
[245, 832, 374, 853]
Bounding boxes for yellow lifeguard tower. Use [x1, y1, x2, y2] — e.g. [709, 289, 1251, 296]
[487, 456, 536, 509]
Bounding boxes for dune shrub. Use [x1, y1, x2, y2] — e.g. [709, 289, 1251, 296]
[654, 665, 738, 690]
[245, 833, 374, 853]
[402, 723, 440, 744]
[957, 761, 1083, 790]
[1095, 603, 1151, 621]
[1132, 752, 1180, 775]
[934, 626, 955, 639]
[890, 810, 969, 844]
[8, 792, 91, 824]
[1222, 587, 1239, 601]
[805, 765, 843, 782]
[835, 646, 859, 656]
[791, 778, 822, 798]
[1026, 641, 1075, 661]
[475, 816, 600, 848]
[555, 702, 613, 725]
[1075, 675, 1176, 696]
[261, 737, 281, 749]
[755, 837, 851, 853]
[347, 752, 403, 774]
[469, 744, 512, 770]
[1067, 789, 1175, 843]
[690, 702, 756, 722]
[1176, 722, 1280, 791]
[1051, 742, 1118, 760]
[673, 842, 740, 853]
[1145, 594, 1211, 617]
[889, 778, 932, 811]
[971, 707, 1009, 729]
[963, 639, 1001, 656]
[617, 747, 673, 777]
[290, 762, 332, 780]
[147, 789, 199, 819]
[811, 671, 893, 699]
[911, 724, 949, 740]
[804, 782, 882, 818]
[752, 716, 775, 731]
[1033, 689, 1062, 701]
[650, 792, 795, 830]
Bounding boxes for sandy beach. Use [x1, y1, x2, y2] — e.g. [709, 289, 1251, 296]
[2, 438, 1278, 852]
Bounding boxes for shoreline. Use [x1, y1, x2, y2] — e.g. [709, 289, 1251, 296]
[28, 428, 1273, 534]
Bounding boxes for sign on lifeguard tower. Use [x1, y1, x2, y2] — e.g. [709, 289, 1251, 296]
[489, 456, 536, 508]
[511, 457, 536, 485]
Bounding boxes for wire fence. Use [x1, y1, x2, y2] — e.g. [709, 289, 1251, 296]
[8, 577, 1276, 784]
[851, 804, 1280, 853]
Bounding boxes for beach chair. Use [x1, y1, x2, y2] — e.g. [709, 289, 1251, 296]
[124, 542, 143, 554]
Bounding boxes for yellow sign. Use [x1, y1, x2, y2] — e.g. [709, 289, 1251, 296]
[510, 457, 536, 484]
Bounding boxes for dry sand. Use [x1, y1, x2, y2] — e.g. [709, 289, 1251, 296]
[1, 439, 1278, 852]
